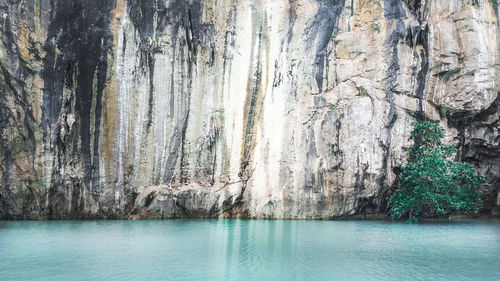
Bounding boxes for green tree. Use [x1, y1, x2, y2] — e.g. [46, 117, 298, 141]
[388, 121, 485, 223]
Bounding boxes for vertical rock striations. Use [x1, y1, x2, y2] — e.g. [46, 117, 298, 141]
[41, 0, 116, 218]
[0, 0, 499, 219]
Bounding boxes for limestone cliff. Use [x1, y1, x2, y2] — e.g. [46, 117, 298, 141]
[0, 0, 498, 219]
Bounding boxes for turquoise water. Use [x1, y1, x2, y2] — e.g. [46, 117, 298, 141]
[0, 220, 499, 281]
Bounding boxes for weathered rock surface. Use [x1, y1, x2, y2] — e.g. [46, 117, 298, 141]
[0, 0, 498, 219]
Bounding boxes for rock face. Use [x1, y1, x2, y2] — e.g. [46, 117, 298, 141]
[0, 0, 498, 219]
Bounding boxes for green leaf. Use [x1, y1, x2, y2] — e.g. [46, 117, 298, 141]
[388, 121, 485, 223]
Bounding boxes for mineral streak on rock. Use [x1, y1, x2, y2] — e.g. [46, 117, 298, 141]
[0, 0, 498, 219]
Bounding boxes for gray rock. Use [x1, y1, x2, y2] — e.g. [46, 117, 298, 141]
[0, 0, 498, 219]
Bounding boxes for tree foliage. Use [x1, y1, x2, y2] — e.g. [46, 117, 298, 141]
[388, 121, 485, 223]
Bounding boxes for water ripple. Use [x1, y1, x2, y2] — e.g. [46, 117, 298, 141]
[0, 220, 499, 281]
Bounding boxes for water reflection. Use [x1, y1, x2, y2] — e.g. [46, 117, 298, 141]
[0, 219, 499, 281]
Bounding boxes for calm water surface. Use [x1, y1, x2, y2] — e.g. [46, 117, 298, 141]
[0, 219, 499, 281]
